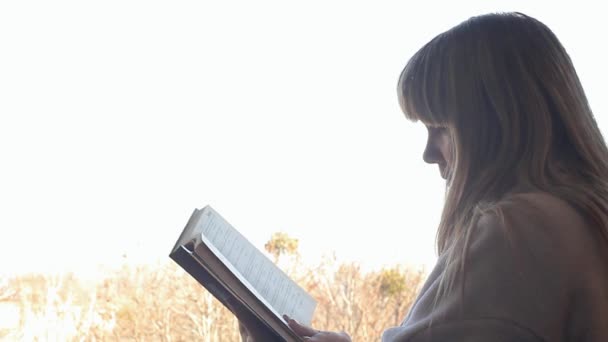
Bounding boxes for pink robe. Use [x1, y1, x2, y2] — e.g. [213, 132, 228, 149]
[382, 192, 608, 341]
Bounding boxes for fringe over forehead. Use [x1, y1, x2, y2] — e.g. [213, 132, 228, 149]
[397, 31, 454, 127]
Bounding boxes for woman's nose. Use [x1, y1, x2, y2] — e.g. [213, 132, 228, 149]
[423, 139, 442, 165]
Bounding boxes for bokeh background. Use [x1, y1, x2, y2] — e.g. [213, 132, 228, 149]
[1, 1, 606, 340]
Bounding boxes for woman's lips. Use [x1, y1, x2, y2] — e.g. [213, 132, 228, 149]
[439, 165, 447, 179]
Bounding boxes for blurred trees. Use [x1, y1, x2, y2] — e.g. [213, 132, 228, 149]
[264, 231, 299, 264]
[2, 232, 426, 341]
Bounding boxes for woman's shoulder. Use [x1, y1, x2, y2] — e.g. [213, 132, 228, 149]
[467, 191, 608, 339]
[482, 191, 608, 340]
[498, 190, 582, 220]
[384, 191, 608, 341]
[476, 190, 606, 278]
[483, 190, 591, 239]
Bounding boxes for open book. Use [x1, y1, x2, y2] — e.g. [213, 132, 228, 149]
[170, 206, 316, 341]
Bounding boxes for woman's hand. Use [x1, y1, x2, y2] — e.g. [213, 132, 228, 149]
[237, 319, 281, 342]
[284, 315, 352, 342]
[239, 322, 253, 342]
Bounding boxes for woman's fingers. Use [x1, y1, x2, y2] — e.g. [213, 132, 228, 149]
[283, 315, 351, 341]
[283, 315, 317, 337]
[238, 322, 252, 342]
[302, 331, 352, 342]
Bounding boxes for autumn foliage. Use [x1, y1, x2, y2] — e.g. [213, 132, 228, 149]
[1, 233, 426, 341]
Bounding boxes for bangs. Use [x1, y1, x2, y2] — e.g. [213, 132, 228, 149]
[397, 35, 451, 127]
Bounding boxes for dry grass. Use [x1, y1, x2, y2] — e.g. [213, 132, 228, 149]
[1, 258, 425, 341]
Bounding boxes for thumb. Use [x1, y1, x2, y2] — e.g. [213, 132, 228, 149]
[283, 315, 317, 337]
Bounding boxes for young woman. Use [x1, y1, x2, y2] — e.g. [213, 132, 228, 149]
[243, 12, 608, 341]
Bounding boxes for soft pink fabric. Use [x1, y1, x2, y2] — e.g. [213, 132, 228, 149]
[382, 192, 608, 341]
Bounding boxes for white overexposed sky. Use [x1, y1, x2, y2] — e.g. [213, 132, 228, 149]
[0, 1, 606, 277]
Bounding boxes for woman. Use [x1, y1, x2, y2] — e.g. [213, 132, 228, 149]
[243, 12, 608, 341]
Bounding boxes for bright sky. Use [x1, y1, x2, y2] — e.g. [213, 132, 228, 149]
[1, 1, 606, 277]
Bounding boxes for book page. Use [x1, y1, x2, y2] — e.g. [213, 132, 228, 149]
[196, 206, 316, 325]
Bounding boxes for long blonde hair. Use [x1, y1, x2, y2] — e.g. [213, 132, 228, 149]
[398, 12, 608, 307]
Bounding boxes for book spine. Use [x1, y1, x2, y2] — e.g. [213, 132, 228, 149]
[169, 246, 285, 341]
[170, 246, 237, 309]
